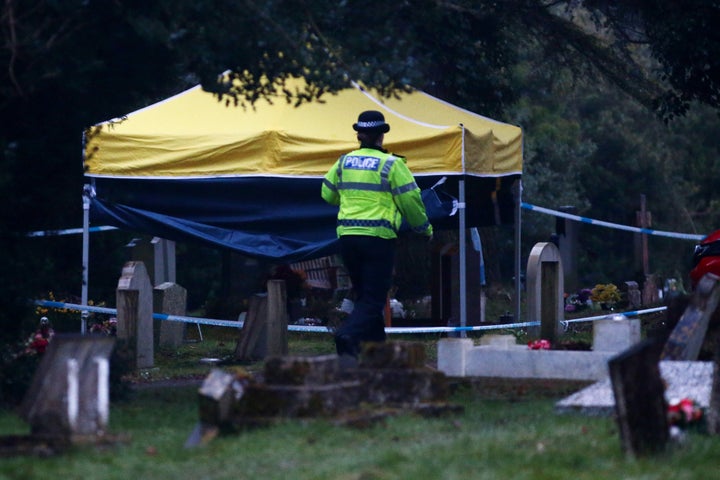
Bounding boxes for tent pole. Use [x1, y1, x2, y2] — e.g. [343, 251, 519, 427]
[513, 179, 523, 323]
[459, 179, 467, 337]
[81, 184, 91, 334]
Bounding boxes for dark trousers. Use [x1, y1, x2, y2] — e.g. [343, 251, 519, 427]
[335, 235, 396, 357]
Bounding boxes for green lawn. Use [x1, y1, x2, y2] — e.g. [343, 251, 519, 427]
[2, 328, 718, 480]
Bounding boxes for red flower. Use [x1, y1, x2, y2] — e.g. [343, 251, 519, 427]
[668, 398, 703, 426]
[528, 339, 551, 350]
[29, 334, 49, 354]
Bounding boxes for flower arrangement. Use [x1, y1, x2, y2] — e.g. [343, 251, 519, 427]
[35, 291, 111, 332]
[90, 317, 117, 336]
[667, 397, 704, 428]
[23, 317, 55, 355]
[528, 339, 551, 350]
[564, 288, 593, 313]
[590, 283, 622, 305]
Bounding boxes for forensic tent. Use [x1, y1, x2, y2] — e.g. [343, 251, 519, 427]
[83, 78, 522, 263]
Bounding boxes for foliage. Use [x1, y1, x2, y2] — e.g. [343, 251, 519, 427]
[508, 45, 719, 285]
[580, 0, 720, 119]
[2, 0, 720, 319]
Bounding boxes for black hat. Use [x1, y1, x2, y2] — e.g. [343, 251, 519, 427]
[353, 110, 390, 133]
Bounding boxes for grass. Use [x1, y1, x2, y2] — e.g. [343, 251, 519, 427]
[2, 323, 718, 479]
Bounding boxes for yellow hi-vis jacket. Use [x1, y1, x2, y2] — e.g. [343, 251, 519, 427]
[321, 147, 433, 239]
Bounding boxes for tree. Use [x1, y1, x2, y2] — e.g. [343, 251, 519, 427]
[2, 0, 720, 340]
[580, 0, 720, 119]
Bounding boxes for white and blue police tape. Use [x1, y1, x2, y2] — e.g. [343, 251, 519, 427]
[27, 225, 118, 237]
[559, 306, 667, 330]
[34, 299, 540, 334]
[34, 299, 665, 334]
[35, 300, 243, 329]
[521, 203, 705, 241]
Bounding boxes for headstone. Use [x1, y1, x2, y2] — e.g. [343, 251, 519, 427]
[661, 273, 720, 361]
[623, 281, 642, 309]
[234, 294, 268, 361]
[609, 339, 668, 457]
[20, 334, 115, 439]
[154, 282, 187, 348]
[234, 280, 289, 361]
[643, 273, 659, 306]
[127, 236, 176, 286]
[526, 242, 564, 343]
[117, 261, 154, 369]
[152, 237, 176, 285]
[185, 369, 250, 448]
[265, 280, 289, 357]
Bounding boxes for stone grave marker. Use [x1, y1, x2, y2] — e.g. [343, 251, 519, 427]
[185, 369, 249, 448]
[20, 334, 115, 440]
[608, 339, 668, 457]
[526, 242, 564, 343]
[234, 280, 288, 361]
[623, 281, 642, 309]
[154, 282, 187, 348]
[116, 261, 154, 369]
[661, 273, 720, 361]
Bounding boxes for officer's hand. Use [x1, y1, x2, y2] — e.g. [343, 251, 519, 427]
[426, 233, 434, 243]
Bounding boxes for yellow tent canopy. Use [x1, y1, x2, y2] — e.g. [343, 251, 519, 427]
[83, 78, 522, 262]
[84, 78, 521, 179]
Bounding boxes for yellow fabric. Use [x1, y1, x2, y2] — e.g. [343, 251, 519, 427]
[322, 148, 432, 239]
[84, 78, 522, 179]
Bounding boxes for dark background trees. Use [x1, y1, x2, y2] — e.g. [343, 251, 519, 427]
[2, 0, 720, 339]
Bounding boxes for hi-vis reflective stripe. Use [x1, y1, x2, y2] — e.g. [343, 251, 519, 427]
[393, 181, 418, 195]
[322, 178, 337, 192]
[337, 219, 394, 229]
[338, 182, 388, 192]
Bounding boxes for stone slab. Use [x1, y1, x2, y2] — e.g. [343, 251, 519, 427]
[593, 318, 641, 352]
[351, 368, 449, 405]
[555, 361, 713, 416]
[437, 338, 473, 377]
[360, 341, 426, 369]
[478, 334, 517, 348]
[464, 347, 615, 381]
[236, 381, 362, 418]
[154, 282, 187, 348]
[263, 354, 339, 386]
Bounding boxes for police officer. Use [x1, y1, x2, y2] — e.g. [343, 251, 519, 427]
[321, 110, 433, 365]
